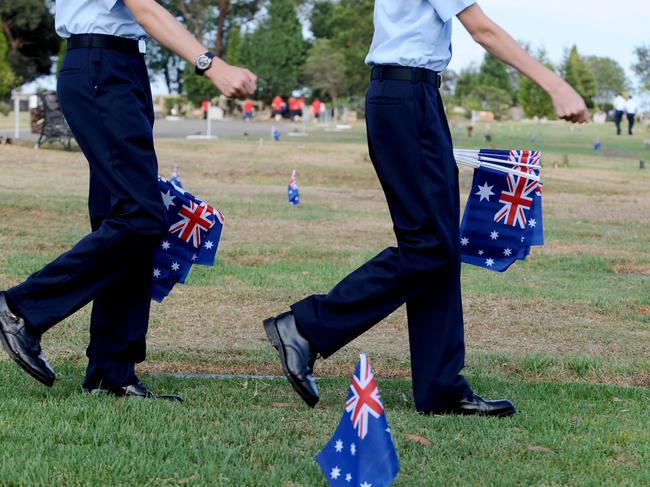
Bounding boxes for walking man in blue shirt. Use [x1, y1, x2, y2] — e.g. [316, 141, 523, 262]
[264, 1, 588, 415]
[0, 0, 256, 400]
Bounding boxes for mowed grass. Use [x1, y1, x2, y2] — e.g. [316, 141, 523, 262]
[0, 363, 648, 486]
[0, 120, 649, 485]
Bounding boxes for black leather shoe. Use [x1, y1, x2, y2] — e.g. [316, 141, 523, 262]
[82, 381, 184, 402]
[0, 292, 55, 387]
[263, 311, 319, 407]
[444, 393, 516, 417]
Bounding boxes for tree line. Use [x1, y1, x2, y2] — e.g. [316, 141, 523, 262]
[1, 0, 649, 117]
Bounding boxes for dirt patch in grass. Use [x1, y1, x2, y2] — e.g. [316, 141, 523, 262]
[611, 263, 650, 276]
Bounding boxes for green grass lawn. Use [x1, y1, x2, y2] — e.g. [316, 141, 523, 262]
[0, 120, 649, 485]
[0, 363, 647, 486]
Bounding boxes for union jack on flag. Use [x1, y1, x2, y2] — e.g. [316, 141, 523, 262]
[168, 200, 215, 248]
[345, 353, 384, 440]
[493, 173, 537, 229]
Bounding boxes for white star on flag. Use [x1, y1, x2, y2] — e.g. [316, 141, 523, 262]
[330, 467, 341, 480]
[171, 262, 180, 271]
[334, 440, 343, 452]
[204, 240, 214, 250]
[160, 190, 176, 210]
[350, 443, 356, 456]
[486, 258, 495, 267]
[529, 218, 537, 228]
[475, 181, 495, 201]
[345, 473, 352, 482]
[161, 241, 170, 250]
[153, 268, 161, 278]
[478, 250, 484, 256]
[460, 237, 469, 246]
[490, 231, 499, 240]
[191, 254, 198, 261]
[360, 482, 372, 487]
[503, 248, 512, 256]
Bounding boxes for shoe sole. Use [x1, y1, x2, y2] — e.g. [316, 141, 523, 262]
[263, 317, 318, 408]
[0, 326, 55, 387]
[452, 406, 516, 418]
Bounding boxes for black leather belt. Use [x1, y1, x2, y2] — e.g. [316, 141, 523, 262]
[67, 34, 145, 54]
[371, 66, 441, 87]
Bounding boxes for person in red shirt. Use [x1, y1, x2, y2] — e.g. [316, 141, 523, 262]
[243, 98, 254, 121]
[288, 96, 299, 121]
[311, 98, 321, 122]
[271, 95, 284, 121]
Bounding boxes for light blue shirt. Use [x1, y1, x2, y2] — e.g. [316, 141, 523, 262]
[55, 0, 146, 39]
[365, 0, 476, 72]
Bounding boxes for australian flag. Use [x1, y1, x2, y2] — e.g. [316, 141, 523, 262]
[460, 149, 543, 271]
[316, 354, 399, 487]
[152, 177, 224, 302]
[288, 169, 300, 206]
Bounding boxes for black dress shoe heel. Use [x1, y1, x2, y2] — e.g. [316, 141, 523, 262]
[447, 393, 516, 417]
[0, 292, 55, 387]
[263, 312, 319, 408]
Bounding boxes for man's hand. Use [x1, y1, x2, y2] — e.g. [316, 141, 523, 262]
[548, 81, 589, 123]
[124, 0, 257, 98]
[206, 59, 257, 98]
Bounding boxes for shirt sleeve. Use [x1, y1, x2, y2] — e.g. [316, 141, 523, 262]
[428, 0, 477, 22]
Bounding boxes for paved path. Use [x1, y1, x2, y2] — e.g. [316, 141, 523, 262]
[1, 118, 311, 143]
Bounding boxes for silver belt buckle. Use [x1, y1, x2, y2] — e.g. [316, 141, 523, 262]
[138, 39, 147, 54]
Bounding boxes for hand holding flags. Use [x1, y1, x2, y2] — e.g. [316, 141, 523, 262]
[316, 354, 399, 487]
[152, 177, 224, 302]
[288, 169, 300, 206]
[455, 149, 543, 271]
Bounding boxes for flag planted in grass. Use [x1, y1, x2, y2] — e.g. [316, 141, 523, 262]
[455, 149, 543, 271]
[152, 177, 224, 302]
[316, 354, 399, 487]
[288, 169, 300, 206]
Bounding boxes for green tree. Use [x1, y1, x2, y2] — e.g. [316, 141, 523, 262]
[561, 45, 596, 108]
[303, 38, 346, 107]
[309, 0, 374, 103]
[519, 49, 555, 119]
[239, 0, 308, 102]
[0, 0, 59, 84]
[0, 22, 15, 97]
[454, 66, 480, 105]
[632, 44, 650, 91]
[583, 56, 628, 106]
[478, 53, 512, 93]
[225, 25, 242, 66]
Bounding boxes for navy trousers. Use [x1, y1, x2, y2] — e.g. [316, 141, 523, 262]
[6, 45, 166, 388]
[614, 110, 624, 135]
[292, 77, 471, 412]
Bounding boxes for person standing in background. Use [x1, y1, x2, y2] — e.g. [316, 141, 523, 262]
[625, 95, 637, 135]
[613, 92, 626, 135]
[243, 98, 254, 121]
[271, 95, 284, 121]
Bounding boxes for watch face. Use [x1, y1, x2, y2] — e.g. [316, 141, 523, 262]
[196, 54, 212, 71]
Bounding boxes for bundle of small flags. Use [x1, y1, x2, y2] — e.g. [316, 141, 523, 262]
[152, 176, 224, 302]
[288, 169, 300, 206]
[454, 149, 543, 272]
[316, 354, 400, 487]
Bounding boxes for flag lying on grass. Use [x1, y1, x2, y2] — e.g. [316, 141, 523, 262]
[455, 149, 543, 271]
[316, 354, 399, 487]
[288, 169, 300, 206]
[152, 177, 224, 302]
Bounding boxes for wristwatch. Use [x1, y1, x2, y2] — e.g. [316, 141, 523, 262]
[195, 52, 215, 76]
